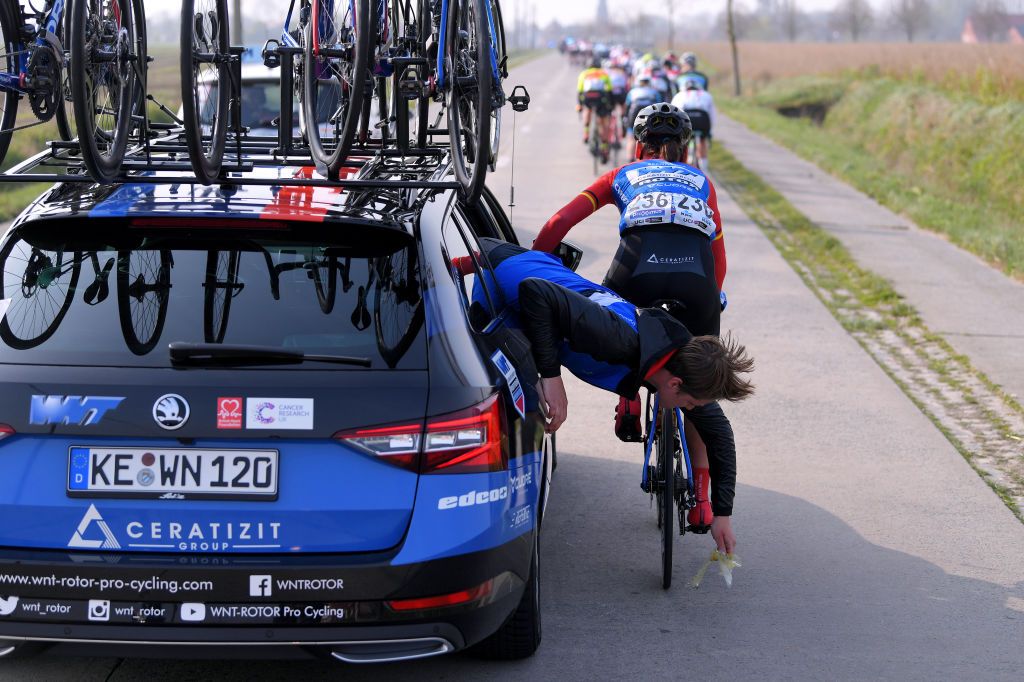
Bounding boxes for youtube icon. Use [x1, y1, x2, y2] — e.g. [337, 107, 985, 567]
[180, 603, 206, 622]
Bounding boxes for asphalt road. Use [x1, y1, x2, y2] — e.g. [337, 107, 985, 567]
[3, 52, 1024, 680]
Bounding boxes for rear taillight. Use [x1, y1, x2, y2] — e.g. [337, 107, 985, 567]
[422, 395, 505, 474]
[385, 578, 494, 612]
[0, 425, 13, 441]
[335, 395, 506, 474]
[335, 422, 422, 471]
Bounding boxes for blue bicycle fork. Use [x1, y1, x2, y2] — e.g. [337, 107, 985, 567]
[641, 394, 694, 497]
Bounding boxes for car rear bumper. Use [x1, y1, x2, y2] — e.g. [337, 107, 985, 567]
[0, 534, 532, 660]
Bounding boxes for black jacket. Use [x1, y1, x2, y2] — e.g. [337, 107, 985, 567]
[518, 277, 737, 516]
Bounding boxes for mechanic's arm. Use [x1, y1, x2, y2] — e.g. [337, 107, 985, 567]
[707, 181, 727, 291]
[685, 402, 737, 553]
[532, 170, 617, 253]
[518, 278, 640, 431]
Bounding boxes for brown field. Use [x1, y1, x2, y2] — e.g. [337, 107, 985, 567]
[687, 41, 1024, 99]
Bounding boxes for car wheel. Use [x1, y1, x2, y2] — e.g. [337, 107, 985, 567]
[472, 531, 541, 659]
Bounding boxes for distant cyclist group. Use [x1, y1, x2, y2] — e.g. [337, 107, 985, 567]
[573, 45, 715, 171]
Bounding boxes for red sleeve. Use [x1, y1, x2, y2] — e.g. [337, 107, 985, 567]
[532, 168, 620, 252]
[707, 180, 726, 291]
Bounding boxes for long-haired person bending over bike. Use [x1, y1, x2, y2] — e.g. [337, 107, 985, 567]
[463, 238, 752, 555]
[533, 103, 728, 536]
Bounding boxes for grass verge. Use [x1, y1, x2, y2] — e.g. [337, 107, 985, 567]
[712, 143, 1024, 522]
[719, 76, 1024, 281]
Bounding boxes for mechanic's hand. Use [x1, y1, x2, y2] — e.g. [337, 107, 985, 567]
[538, 376, 568, 433]
[711, 516, 735, 555]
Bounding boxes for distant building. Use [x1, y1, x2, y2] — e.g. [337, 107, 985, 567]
[961, 14, 1024, 43]
[596, 0, 609, 27]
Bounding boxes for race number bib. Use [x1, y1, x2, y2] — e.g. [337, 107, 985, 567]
[622, 192, 717, 237]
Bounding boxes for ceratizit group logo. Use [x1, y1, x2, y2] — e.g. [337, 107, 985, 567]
[68, 504, 121, 549]
[153, 394, 190, 430]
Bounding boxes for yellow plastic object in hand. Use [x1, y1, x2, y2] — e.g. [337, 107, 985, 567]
[688, 550, 742, 589]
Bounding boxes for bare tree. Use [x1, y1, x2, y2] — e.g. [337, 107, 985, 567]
[779, 0, 803, 41]
[833, 0, 874, 41]
[972, 0, 1009, 41]
[891, 0, 932, 41]
[665, 0, 677, 52]
[231, 0, 242, 45]
[727, 0, 741, 96]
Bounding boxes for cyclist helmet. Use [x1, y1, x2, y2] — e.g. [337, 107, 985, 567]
[590, 57, 602, 69]
[683, 76, 701, 91]
[633, 103, 692, 145]
[682, 52, 698, 68]
[636, 74, 652, 86]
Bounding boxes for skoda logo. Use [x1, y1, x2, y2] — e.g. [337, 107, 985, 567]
[153, 394, 190, 430]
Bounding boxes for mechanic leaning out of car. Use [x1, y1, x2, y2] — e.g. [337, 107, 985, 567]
[469, 237, 753, 555]
[531, 103, 731, 536]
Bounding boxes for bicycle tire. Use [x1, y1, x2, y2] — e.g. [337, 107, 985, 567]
[203, 250, 240, 343]
[374, 248, 424, 368]
[0, 2, 20, 164]
[311, 252, 337, 315]
[0, 242, 80, 350]
[180, 0, 230, 185]
[117, 249, 171, 356]
[658, 406, 676, 589]
[446, 0, 491, 205]
[485, 0, 505, 169]
[54, 3, 74, 141]
[303, 0, 372, 180]
[70, 0, 140, 183]
[414, 0, 430, 149]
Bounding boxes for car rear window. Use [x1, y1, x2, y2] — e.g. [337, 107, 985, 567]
[0, 225, 427, 369]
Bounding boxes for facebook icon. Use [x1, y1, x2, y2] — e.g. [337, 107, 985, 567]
[249, 575, 272, 597]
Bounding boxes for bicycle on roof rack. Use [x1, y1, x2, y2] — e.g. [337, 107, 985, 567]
[0, 0, 148, 183]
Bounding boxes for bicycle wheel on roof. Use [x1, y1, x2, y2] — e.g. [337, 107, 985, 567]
[180, 0, 230, 185]
[302, 0, 372, 180]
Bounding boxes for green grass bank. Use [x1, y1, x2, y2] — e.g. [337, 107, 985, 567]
[720, 74, 1024, 280]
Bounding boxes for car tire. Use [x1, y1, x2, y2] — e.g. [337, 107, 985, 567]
[472, 531, 541, 659]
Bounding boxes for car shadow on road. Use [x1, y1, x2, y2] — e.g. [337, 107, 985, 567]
[5, 451, 1023, 681]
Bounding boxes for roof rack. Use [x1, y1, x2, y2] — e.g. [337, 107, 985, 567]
[2, 127, 464, 193]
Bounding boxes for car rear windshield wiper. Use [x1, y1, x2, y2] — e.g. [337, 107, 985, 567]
[169, 342, 372, 367]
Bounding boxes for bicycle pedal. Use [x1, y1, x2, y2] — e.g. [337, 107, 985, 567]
[685, 524, 711, 535]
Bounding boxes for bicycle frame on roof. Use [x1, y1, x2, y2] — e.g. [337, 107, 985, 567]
[0, 0, 70, 95]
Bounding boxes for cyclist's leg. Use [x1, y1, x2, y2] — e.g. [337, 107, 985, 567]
[684, 419, 713, 529]
[582, 105, 592, 143]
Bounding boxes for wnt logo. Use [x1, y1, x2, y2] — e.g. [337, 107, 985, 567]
[30, 395, 125, 426]
[217, 397, 243, 429]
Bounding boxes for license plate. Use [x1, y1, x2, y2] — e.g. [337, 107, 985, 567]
[68, 447, 279, 501]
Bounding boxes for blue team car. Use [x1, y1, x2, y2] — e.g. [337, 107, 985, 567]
[0, 155, 557, 662]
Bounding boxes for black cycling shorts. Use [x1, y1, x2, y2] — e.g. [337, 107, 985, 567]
[686, 109, 712, 138]
[603, 225, 720, 337]
[612, 91, 627, 107]
[581, 91, 614, 117]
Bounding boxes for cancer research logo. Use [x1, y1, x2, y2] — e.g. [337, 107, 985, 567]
[254, 402, 276, 425]
[245, 398, 314, 430]
[68, 504, 121, 549]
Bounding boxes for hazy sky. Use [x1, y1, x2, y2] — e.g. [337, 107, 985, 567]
[146, 0, 900, 28]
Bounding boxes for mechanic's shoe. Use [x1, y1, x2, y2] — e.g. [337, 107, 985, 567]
[614, 395, 643, 442]
[686, 467, 713, 532]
